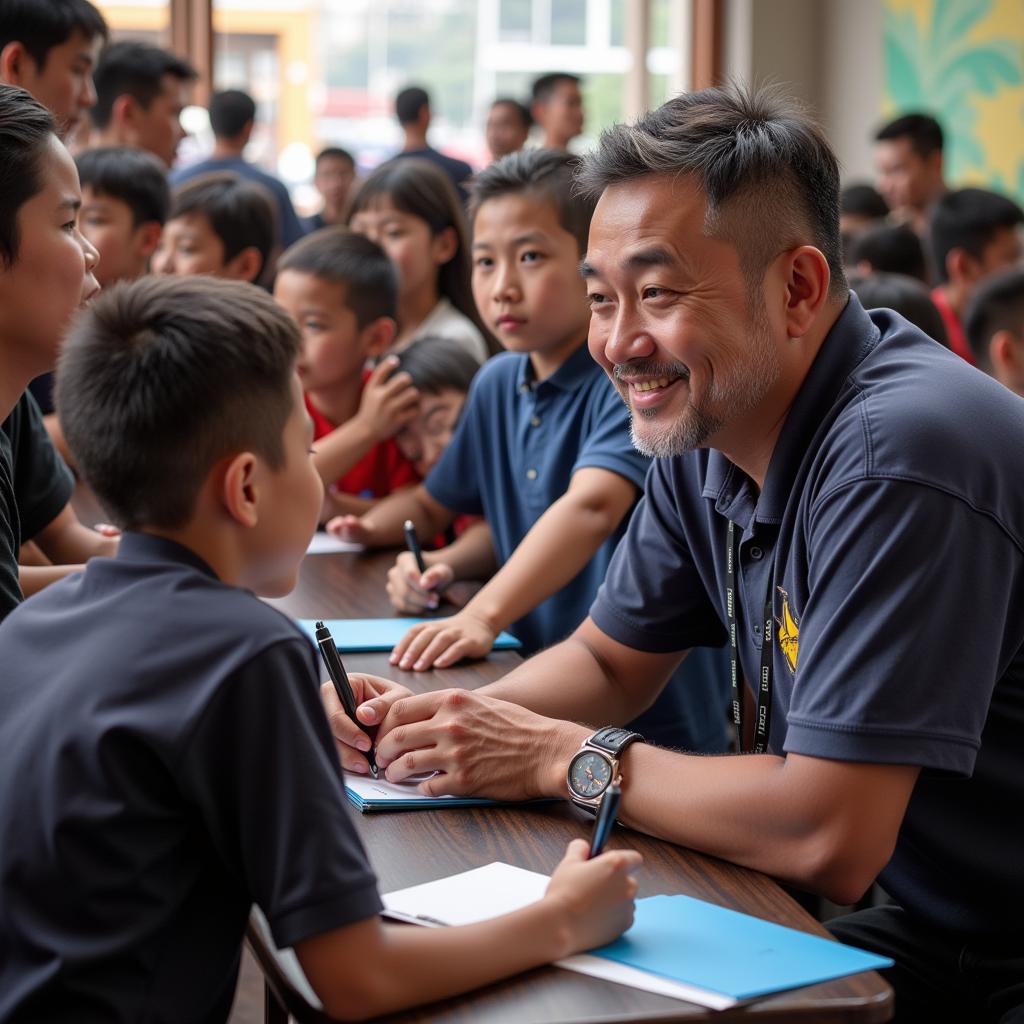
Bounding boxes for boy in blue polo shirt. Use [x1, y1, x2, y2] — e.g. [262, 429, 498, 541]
[0, 274, 640, 1022]
[331, 149, 729, 751]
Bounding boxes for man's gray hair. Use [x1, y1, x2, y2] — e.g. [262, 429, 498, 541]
[576, 83, 847, 299]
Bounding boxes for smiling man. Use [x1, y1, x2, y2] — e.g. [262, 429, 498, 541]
[327, 86, 1024, 1023]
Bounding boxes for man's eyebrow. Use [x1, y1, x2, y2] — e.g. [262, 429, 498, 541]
[58, 196, 81, 213]
[580, 246, 678, 279]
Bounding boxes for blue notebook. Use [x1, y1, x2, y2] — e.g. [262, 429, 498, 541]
[344, 775, 499, 813]
[592, 894, 893, 1004]
[298, 618, 521, 653]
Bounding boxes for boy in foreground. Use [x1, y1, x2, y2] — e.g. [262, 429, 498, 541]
[0, 275, 639, 1022]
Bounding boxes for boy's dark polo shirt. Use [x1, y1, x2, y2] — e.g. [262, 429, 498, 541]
[0, 391, 75, 621]
[0, 533, 381, 1023]
[592, 295, 1024, 936]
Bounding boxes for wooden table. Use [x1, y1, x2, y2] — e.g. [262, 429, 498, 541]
[265, 545, 893, 1023]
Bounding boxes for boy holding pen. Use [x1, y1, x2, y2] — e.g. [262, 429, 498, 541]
[0, 275, 640, 1021]
[332, 149, 729, 751]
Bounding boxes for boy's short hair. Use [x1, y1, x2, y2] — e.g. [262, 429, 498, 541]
[169, 171, 276, 270]
[850, 222, 927, 282]
[469, 148, 596, 255]
[0, 0, 107, 70]
[849, 271, 949, 348]
[75, 146, 170, 226]
[396, 335, 479, 395]
[316, 146, 354, 169]
[91, 41, 196, 130]
[277, 227, 397, 327]
[0, 84, 55, 268]
[840, 183, 889, 219]
[874, 112, 944, 157]
[56, 276, 299, 531]
[964, 268, 1024, 369]
[490, 97, 532, 130]
[531, 72, 581, 104]
[395, 85, 429, 125]
[929, 187, 1024, 284]
[208, 88, 256, 139]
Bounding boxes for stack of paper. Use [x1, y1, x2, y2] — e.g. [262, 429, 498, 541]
[381, 862, 892, 1009]
[345, 775, 499, 813]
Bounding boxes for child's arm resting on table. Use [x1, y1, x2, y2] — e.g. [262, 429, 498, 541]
[392, 466, 637, 671]
[295, 838, 641, 1022]
[327, 483, 456, 548]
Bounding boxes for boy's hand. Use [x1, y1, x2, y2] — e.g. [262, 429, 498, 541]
[385, 551, 453, 615]
[544, 839, 642, 956]
[355, 356, 419, 441]
[326, 514, 377, 544]
[321, 674, 412, 774]
[390, 608, 495, 671]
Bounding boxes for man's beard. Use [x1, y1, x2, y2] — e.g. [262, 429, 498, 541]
[620, 297, 780, 458]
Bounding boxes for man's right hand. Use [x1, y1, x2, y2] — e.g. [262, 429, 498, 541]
[321, 673, 413, 774]
[386, 551, 454, 613]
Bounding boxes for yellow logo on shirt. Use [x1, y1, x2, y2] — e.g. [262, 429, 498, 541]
[776, 587, 800, 674]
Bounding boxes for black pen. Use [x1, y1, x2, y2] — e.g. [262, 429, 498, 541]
[403, 519, 428, 575]
[314, 621, 378, 777]
[589, 781, 621, 858]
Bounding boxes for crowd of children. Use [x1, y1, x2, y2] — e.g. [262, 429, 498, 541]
[1, 2, 1024, 1021]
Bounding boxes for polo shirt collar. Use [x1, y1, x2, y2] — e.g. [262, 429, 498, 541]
[705, 293, 878, 526]
[515, 338, 595, 394]
[116, 531, 218, 579]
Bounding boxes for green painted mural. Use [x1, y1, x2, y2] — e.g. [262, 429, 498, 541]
[883, 0, 1024, 201]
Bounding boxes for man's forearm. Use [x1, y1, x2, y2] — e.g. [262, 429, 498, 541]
[426, 519, 496, 581]
[311, 417, 376, 486]
[367, 487, 455, 547]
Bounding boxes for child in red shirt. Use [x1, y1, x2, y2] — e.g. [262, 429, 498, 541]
[275, 228, 420, 518]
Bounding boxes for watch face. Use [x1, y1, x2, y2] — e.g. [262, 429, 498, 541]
[568, 750, 613, 800]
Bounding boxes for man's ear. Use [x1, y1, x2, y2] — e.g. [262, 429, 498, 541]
[361, 315, 397, 359]
[0, 41, 30, 85]
[781, 245, 832, 339]
[220, 451, 260, 527]
[946, 247, 974, 287]
[431, 225, 458, 267]
[224, 245, 264, 283]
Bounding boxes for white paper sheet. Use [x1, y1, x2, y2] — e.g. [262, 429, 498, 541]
[305, 533, 364, 555]
[381, 862, 733, 1009]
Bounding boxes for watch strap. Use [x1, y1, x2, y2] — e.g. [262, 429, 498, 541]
[587, 726, 644, 757]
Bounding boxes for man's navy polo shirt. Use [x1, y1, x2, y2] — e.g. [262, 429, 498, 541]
[592, 295, 1024, 936]
[426, 341, 649, 655]
[0, 533, 381, 1022]
[426, 341, 731, 750]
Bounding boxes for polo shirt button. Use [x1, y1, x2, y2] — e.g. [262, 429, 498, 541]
[530, 416, 541, 427]
[749, 546, 763, 560]
[526, 468, 538, 480]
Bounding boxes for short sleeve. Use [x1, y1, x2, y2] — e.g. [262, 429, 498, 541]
[590, 458, 727, 653]
[5, 392, 74, 542]
[423, 377, 486, 515]
[572, 381, 649, 491]
[784, 476, 1024, 775]
[178, 639, 382, 948]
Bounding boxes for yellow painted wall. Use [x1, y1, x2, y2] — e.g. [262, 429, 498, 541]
[883, 0, 1024, 200]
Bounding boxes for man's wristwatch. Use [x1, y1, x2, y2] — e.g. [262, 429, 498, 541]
[566, 726, 644, 812]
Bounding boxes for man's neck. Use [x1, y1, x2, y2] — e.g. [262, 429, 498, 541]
[0, 351, 40, 423]
[212, 139, 245, 161]
[402, 128, 428, 152]
[542, 131, 570, 151]
[717, 300, 843, 491]
[394, 287, 441, 350]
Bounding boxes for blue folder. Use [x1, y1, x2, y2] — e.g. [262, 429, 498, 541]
[297, 618, 521, 653]
[592, 894, 893, 1003]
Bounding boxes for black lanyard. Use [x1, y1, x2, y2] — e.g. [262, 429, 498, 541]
[725, 520, 773, 754]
